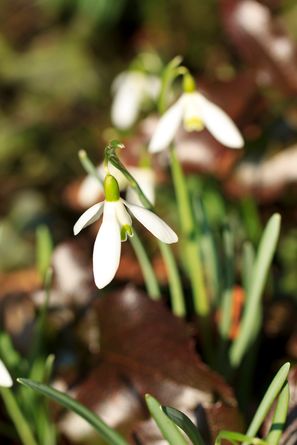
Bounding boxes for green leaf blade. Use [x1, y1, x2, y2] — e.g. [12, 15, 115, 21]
[266, 383, 290, 445]
[145, 395, 188, 445]
[162, 406, 205, 445]
[231, 213, 281, 367]
[245, 362, 290, 440]
[17, 378, 129, 445]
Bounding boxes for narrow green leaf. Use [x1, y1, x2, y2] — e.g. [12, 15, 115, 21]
[162, 406, 205, 445]
[145, 395, 188, 445]
[245, 363, 290, 441]
[266, 383, 290, 445]
[17, 379, 129, 445]
[129, 229, 161, 300]
[242, 241, 255, 296]
[192, 195, 221, 306]
[240, 196, 262, 244]
[0, 332, 23, 371]
[36, 225, 53, 280]
[215, 430, 267, 445]
[230, 214, 281, 367]
[44, 355, 55, 383]
[0, 388, 38, 445]
[169, 147, 211, 361]
[219, 223, 235, 341]
[30, 267, 53, 361]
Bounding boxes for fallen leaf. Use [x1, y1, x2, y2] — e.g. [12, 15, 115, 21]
[59, 286, 243, 443]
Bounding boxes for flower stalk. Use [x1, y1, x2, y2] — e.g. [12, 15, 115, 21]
[169, 146, 212, 357]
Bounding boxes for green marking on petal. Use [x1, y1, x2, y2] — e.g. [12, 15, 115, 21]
[104, 174, 120, 202]
[184, 116, 204, 132]
[121, 224, 133, 241]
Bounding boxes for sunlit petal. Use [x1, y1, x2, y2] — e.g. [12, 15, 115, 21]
[73, 202, 104, 235]
[196, 93, 244, 148]
[111, 72, 145, 130]
[116, 200, 132, 227]
[0, 360, 13, 388]
[149, 96, 184, 153]
[124, 201, 178, 244]
[93, 202, 121, 289]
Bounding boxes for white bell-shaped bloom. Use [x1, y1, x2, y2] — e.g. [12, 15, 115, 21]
[0, 360, 13, 388]
[74, 174, 177, 289]
[111, 71, 160, 130]
[149, 91, 244, 153]
[78, 162, 155, 208]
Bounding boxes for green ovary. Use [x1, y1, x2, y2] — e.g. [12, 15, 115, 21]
[121, 224, 133, 241]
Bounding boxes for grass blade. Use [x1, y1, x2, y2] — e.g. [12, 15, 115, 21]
[215, 430, 267, 445]
[0, 388, 38, 445]
[192, 195, 221, 306]
[145, 395, 188, 445]
[162, 406, 205, 445]
[230, 214, 281, 367]
[245, 362, 290, 441]
[266, 383, 290, 445]
[242, 241, 255, 296]
[17, 379, 129, 445]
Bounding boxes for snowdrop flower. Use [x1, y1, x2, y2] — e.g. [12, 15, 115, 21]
[74, 174, 177, 289]
[78, 162, 155, 208]
[0, 359, 13, 387]
[149, 74, 244, 153]
[111, 71, 160, 130]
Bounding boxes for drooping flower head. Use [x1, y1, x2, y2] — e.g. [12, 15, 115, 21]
[111, 71, 160, 130]
[74, 174, 177, 289]
[111, 52, 163, 130]
[149, 73, 244, 153]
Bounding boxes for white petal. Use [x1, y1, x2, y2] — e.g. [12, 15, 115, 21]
[126, 167, 155, 206]
[93, 202, 121, 289]
[196, 93, 244, 149]
[0, 360, 13, 388]
[124, 201, 178, 244]
[116, 200, 132, 227]
[148, 96, 185, 153]
[73, 202, 104, 235]
[183, 93, 204, 131]
[111, 72, 145, 130]
[78, 173, 103, 207]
